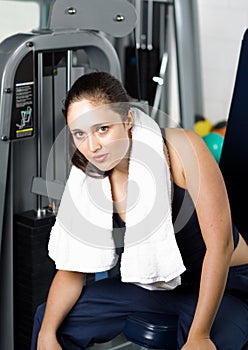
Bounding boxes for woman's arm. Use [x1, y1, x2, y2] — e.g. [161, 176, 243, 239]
[37, 269, 85, 350]
[166, 128, 234, 349]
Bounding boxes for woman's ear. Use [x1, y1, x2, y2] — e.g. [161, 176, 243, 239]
[126, 110, 134, 130]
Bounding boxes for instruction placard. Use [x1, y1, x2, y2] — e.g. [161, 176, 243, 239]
[14, 81, 34, 139]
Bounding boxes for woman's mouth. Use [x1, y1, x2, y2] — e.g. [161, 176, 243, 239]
[92, 154, 108, 163]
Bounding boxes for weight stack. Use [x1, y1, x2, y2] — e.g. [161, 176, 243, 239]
[14, 210, 56, 350]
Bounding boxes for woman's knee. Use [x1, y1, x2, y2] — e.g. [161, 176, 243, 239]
[177, 294, 248, 349]
[213, 294, 248, 347]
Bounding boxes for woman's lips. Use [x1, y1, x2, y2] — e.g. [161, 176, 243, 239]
[92, 154, 108, 163]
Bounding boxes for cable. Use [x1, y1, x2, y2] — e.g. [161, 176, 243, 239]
[133, 27, 142, 101]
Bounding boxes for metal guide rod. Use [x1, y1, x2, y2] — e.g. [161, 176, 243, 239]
[152, 52, 168, 119]
[37, 52, 45, 217]
[147, 0, 153, 50]
[159, 3, 166, 58]
[52, 52, 56, 182]
[134, 0, 142, 49]
[50, 52, 58, 214]
[66, 50, 72, 92]
[158, 3, 169, 116]
[51, 51, 58, 212]
[65, 50, 72, 177]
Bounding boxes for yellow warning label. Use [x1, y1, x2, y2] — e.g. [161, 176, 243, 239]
[16, 128, 33, 134]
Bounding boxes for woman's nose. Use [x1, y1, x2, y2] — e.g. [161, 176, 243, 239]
[87, 133, 101, 152]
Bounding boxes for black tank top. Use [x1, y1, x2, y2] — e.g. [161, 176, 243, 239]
[112, 129, 239, 285]
[112, 179, 239, 286]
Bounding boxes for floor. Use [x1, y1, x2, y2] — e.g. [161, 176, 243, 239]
[89, 333, 144, 349]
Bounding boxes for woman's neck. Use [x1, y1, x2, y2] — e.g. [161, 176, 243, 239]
[109, 167, 129, 222]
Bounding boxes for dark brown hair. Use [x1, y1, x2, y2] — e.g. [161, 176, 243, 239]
[63, 71, 131, 178]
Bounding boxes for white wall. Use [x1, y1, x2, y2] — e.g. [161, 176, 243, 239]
[0, 1, 39, 43]
[197, 0, 248, 124]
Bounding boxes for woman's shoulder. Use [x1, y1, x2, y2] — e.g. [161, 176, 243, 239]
[164, 128, 209, 189]
[164, 127, 209, 160]
[164, 127, 201, 142]
[163, 128, 187, 188]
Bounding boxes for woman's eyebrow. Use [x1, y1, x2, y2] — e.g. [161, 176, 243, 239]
[92, 122, 112, 128]
[71, 122, 111, 133]
[71, 128, 85, 133]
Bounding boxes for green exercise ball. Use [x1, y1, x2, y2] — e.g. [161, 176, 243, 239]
[203, 132, 224, 163]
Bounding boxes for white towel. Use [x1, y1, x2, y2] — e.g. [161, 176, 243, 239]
[48, 107, 186, 290]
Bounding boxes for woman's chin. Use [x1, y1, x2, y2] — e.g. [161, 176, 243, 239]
[93, 162, 115, 173]
[91, 157, 124, 173]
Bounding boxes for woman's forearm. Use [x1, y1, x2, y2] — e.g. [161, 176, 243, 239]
[188, 248, 232, 340]
[39, 270, 85, 335]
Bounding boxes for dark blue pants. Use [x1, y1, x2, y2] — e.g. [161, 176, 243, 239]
[31, 264, 248, 350]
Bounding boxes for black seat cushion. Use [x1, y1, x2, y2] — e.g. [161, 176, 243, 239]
[124, 312, 178, 349]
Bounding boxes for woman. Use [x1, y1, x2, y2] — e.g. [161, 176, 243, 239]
[31, 72, 248, 350]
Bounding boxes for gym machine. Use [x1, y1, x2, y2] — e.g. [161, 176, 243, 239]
[0, 1, 136, 349]
[0, 0, 205, 349]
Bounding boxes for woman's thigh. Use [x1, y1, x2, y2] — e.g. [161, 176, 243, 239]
[35, 277, 178, 349]
[32, 274, 248, 350]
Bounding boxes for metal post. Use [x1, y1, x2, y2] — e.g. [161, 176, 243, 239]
[0, 145, 14, 350]
[0, 142, 10, 256]
[37, 53, 45, 217]
[190, 0, 204, 116]
[39, 0, 50, 29]
[66, 50, 72, 92]
[173, 0, 201, 129]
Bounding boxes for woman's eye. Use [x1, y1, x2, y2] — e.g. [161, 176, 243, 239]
[73, 131, 85, 140]
[98, 126, 109, 133]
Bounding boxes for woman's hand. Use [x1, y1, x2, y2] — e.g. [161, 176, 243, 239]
[181, 338, 216, 350]
[37, 331, 62, 350]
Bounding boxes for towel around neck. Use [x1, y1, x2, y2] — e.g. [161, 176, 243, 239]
[48, 107, 186, 290]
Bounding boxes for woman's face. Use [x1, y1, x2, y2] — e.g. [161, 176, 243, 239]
[67, 99, 133, 172]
